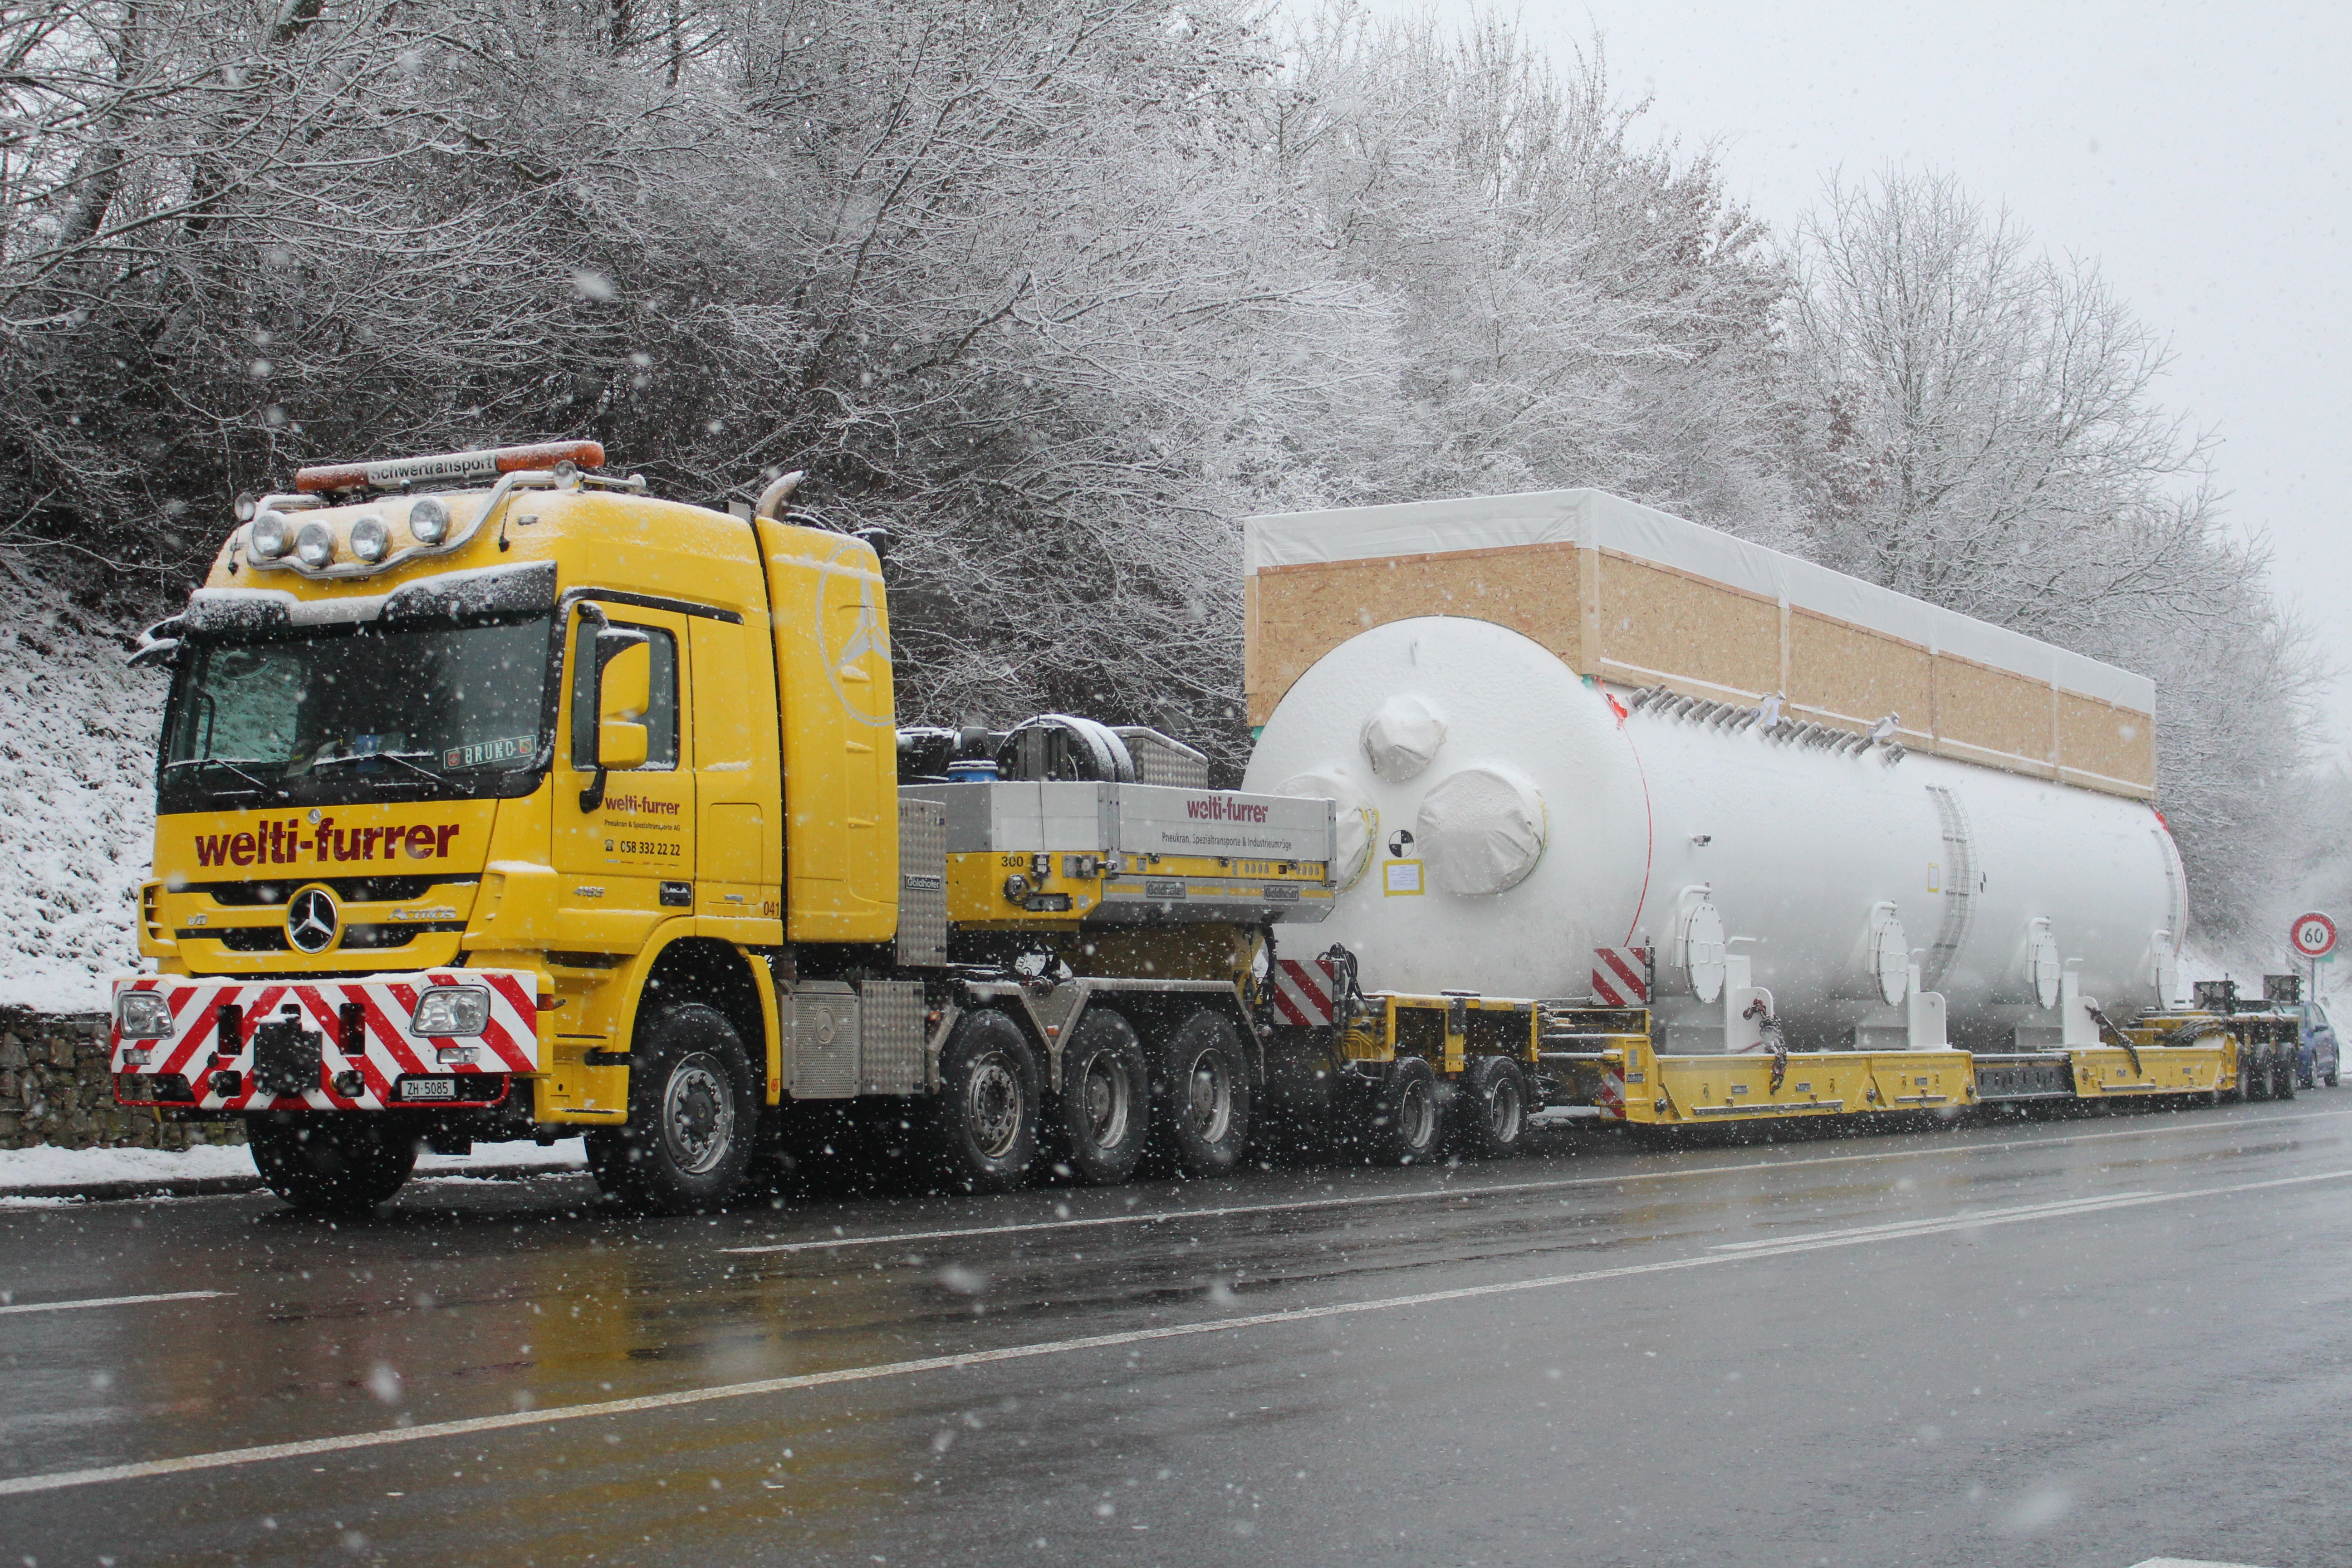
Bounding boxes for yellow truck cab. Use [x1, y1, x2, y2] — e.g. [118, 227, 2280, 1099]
[112, 441, 1338, 1213]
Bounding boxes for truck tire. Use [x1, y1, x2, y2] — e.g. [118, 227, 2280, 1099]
[249, 1115, 416, 1214]
[1454, 1055, 1529, 1160]
[1154, 1009, 1253, 1179]
[588, 1003, 758, 1214]
[1054, 1007, 1151, 1186]
[2244, 1044, 2273, 1102]
[927, 1009, 1041, 1194]
[1365, 1056, 1444, 1166]
[2275, 1048, 2299, 1100]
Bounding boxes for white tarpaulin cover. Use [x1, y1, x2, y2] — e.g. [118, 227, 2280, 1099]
[1361, 692, 1448, 781]
[1243, 488, 2154, 711]
[1416, 764, 1547, 896]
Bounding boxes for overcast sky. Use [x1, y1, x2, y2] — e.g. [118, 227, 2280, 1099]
[1348, 0, 2352, 754]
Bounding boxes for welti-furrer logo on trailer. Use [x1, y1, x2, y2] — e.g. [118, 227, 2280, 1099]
[191, 817, 465, 869]
[1183, 795, 1270, 824]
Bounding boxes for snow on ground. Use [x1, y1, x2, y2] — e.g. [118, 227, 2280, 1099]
[0, 1136, 587, 1194]
[0, 583, 163, 1013]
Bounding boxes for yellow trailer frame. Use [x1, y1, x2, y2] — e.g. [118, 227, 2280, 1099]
[1338, 994, 2273, 1128]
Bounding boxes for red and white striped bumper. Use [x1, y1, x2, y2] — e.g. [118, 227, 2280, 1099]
[1590, 946, 1652, 1006]
[109, 971, 541, 1112]
[1593, 1057, 1627, 1119]
[1272, 958, 1337, 1027]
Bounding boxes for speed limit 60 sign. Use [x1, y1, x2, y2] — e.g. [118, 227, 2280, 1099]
[2290, 911, 2338, 960]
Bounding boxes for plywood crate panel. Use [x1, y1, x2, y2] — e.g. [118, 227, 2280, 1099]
[1594, 554, 1779, 696]
[2056, 690, 2156, 793]
[1243, 488, 2157, 800]
[1249, 544, 1583, 727]
[1787, 609, 1934, 736]
[1931, 654, 2059, 776]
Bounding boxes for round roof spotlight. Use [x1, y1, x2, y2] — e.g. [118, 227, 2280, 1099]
[249, 510, 294, 559]
[348, 514, 391, 563]
[294, 519, 336, 568]
[408, 496, 451, 544]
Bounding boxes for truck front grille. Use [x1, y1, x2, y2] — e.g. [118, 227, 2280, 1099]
[189, 922, 461, 953]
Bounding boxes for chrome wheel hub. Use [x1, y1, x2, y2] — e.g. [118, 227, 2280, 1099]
[1184, 1051, 1233, 1145]
[1396, 1076, 1436, 1148]
[1082, 1053, 1131, 1148]
[967, 1051, 1025, 1159]
[661, 1053, 734, 1176]
[1488, 1075, 1524, 1143]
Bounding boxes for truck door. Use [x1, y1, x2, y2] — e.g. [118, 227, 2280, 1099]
[555, 602, 697, 945]
[691, 615, 777, 936]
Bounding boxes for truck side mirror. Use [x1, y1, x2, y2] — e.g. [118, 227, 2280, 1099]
[574, 617, 650, 809]
[595, 637, 651, 770]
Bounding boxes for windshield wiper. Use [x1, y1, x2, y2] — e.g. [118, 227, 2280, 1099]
[162, 757, 284, 798]
[309, 749, 451, 787]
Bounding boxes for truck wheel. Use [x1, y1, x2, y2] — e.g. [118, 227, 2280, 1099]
[1054, 1007, 1150, 1185]
[1454, 1055, 1529, 1160]
[1154, 1009, 1253, 1179]
[588, 1003, 758, 1214]
[1368, 1056, 1444, 1166]
[927, 1009, 1041, 1194]
[2245, 1046, 2273, 1102]
[249, 1115, 416, 1214]
[2275, 1049, 2299, 1100]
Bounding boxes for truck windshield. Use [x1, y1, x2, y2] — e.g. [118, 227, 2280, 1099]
[159, 614, 555, 809]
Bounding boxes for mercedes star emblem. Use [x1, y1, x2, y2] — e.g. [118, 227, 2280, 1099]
[286, 886, 340, 954]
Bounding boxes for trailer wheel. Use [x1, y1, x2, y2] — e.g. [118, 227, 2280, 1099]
[927, 1009, 1041, 1194]
[1454, 1055, 1529, 1160]
[2274, 1048, 2299, 1100]
[249, 1115, 416, 1214]
[1053, 1007, 1151, 1185]
[588, 1003, 758, 1214]
[2243, 1044, 2273, 1102]
[1365, 1056, 1445, 1166]
[1154, 1009, 1253, 1179]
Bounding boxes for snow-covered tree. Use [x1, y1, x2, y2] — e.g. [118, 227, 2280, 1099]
[1784, 170, 2322, 937]
[1269, 10, 1793, 534]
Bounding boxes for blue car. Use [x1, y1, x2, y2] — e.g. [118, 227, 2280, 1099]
[2293, 1000, 2342, 1089]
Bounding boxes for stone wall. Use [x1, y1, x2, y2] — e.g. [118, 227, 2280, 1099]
[0, 1009, 245, 1151]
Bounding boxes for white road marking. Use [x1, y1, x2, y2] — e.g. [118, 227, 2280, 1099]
[1707, 1190, 2155, 1250]
[4, 1165, 2344, 1499]
[0, 1290, 227, 1318]
[724, 1107, 2352, 1258]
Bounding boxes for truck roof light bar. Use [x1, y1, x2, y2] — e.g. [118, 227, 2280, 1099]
[294, 439, 606, 495]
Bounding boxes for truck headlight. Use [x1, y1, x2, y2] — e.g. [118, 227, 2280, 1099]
[349, 514, 391, 562]
[116, 990, 173, 1039]
[411, 986, 490, 1037]
[408, 496, 451, 544]
[250, 511, 293, 559]
[295, 519, 336, 568]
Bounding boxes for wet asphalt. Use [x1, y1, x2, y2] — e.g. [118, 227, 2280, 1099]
[2, 1098, 2349, 1568]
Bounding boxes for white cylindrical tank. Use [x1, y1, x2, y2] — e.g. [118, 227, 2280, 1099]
[1243, 617, 2188, 1052]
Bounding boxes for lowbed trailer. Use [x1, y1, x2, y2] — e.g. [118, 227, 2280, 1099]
[1254, 960, 2303, 1162]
